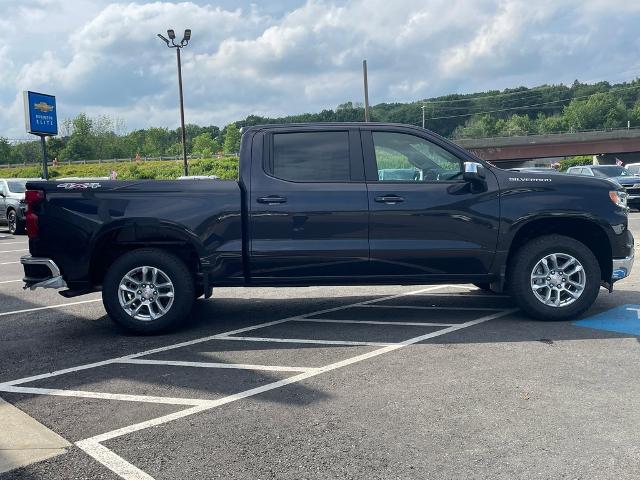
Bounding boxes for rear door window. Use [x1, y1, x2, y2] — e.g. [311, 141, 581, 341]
[268, 131, 351, 182]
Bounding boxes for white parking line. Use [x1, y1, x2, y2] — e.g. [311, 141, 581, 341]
[0, 284, 517, 480]
[215, 336, 396, 347]
[0, 385, 215, 406]
[0, 279, 21, 284]
[0, 249, 28, 253]
[358, 304, 504, 311]
[293, 318, 454, 327]
[0, 299, 102, 318]
[0, 261, 19, 265]
[117, 358, 315, 373]
[0, 241, 28, 246]
[77, 307, 518, 479]
[1, 286, 449, 387]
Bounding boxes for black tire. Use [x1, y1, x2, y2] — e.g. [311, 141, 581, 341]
[508, 234, 600, 321]
[7, 209, 24, 235]
[102, 248, 195, 334]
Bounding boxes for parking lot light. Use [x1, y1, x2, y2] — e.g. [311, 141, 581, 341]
[158, 28, 191, 177]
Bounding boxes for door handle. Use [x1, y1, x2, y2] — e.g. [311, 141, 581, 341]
[375, 195, 404, 204]
[257, 195, 287, 204]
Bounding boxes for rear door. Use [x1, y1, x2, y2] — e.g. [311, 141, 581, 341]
[363, 127, 500, 278]
[248, 127, 369, 281]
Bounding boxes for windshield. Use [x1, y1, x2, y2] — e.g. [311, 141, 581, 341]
[592, 166, 629, 178]
[628, 165, 640, 175]
[6, 181, 26, 193]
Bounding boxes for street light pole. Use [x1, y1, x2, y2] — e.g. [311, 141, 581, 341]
[176, 47, 187, 175]
[158, 29, 191, 177]
[421, 105, 426, 129]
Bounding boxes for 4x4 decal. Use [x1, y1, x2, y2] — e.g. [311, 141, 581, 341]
[56, 183, 102, 190]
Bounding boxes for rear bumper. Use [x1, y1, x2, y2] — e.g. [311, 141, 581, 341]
[21, 255, 67, 290]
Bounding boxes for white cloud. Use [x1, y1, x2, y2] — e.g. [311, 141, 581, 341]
[2, 0, 640, 138]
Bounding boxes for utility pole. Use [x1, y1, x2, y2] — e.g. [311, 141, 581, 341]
[422, 104, 426, 129]
[363, 60, 370, 122]
[158, 29, 191, 176]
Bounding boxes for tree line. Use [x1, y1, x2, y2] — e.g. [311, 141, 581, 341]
[0, 114, 241, 165]
[3, 78, 640, 165]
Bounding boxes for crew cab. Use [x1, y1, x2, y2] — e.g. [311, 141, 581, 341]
[21, 123, 634, 333]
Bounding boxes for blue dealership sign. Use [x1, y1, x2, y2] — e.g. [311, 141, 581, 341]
[23, 91, 58, 136]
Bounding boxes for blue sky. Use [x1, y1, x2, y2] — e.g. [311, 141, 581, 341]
[2, 0, 640, 138]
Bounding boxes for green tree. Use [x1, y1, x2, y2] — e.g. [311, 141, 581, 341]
[141, 127, 171, 157]
[535, 114, 568, 134]
[0, 137, 12, 164]
[46, 137, 66, 161]
[563, 92, 628, 130]
[496, 114, 534, 136]
[452, 115, 497, 139]
[223, 124, 241, 154]
[60, 113, 95, 160]
[192, 132, 220, 156]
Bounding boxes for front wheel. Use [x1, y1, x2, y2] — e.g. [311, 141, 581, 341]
[508, 234, 601, 321]
[102, 249, 195, 334]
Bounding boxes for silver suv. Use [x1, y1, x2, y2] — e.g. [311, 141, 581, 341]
[0, 179, 30, 234]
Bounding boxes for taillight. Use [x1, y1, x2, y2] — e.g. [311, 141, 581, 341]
[25, 189, 44, 240]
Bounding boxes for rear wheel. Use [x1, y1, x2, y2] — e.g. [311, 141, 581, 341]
[102, 248, 195, 334]
[508, 235, 600, 320]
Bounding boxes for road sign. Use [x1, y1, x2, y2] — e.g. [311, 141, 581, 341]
[573, 304, 640, 336]
[23, 91, 58, 136]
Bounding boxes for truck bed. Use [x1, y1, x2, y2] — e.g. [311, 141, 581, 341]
[26, 179, 244, 290]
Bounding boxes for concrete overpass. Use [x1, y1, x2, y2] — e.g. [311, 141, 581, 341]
[454, 128, 640, 162]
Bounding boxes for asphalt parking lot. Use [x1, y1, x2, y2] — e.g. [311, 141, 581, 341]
[1, 214, 639, 480]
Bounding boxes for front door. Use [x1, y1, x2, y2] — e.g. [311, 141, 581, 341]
[363, 128, 500, 279]
[249, 128, 369, 282]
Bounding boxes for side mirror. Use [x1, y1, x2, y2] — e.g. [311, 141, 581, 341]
[463, 161, 486, 183]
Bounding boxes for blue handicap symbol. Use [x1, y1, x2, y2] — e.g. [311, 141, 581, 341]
[573, 304, 640, 336]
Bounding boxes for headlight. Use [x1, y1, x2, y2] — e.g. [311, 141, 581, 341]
[609, 190, 628, 209]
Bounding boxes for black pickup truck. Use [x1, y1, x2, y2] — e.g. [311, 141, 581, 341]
[21, 123, 634, 333]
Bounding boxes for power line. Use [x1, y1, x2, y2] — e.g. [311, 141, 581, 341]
[420, 84, 569, 106]
[425, 83, 640, 121]
[420, 71, 640, 107]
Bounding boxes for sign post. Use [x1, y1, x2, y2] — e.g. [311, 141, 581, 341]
[23, 91, 58, 180]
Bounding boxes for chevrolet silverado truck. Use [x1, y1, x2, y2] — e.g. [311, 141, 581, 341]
[21, 123, 634, 333]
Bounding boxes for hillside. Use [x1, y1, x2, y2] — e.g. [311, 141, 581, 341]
[3, 78, 640, 168]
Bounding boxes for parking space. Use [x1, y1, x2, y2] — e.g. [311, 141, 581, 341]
[1, 215, 640, 479]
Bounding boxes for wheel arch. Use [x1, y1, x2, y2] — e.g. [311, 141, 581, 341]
[88, 222, 204, 286]
[505, 216, 612, 282]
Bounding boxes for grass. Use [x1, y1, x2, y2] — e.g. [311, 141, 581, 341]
[0, 157, 240, 180]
